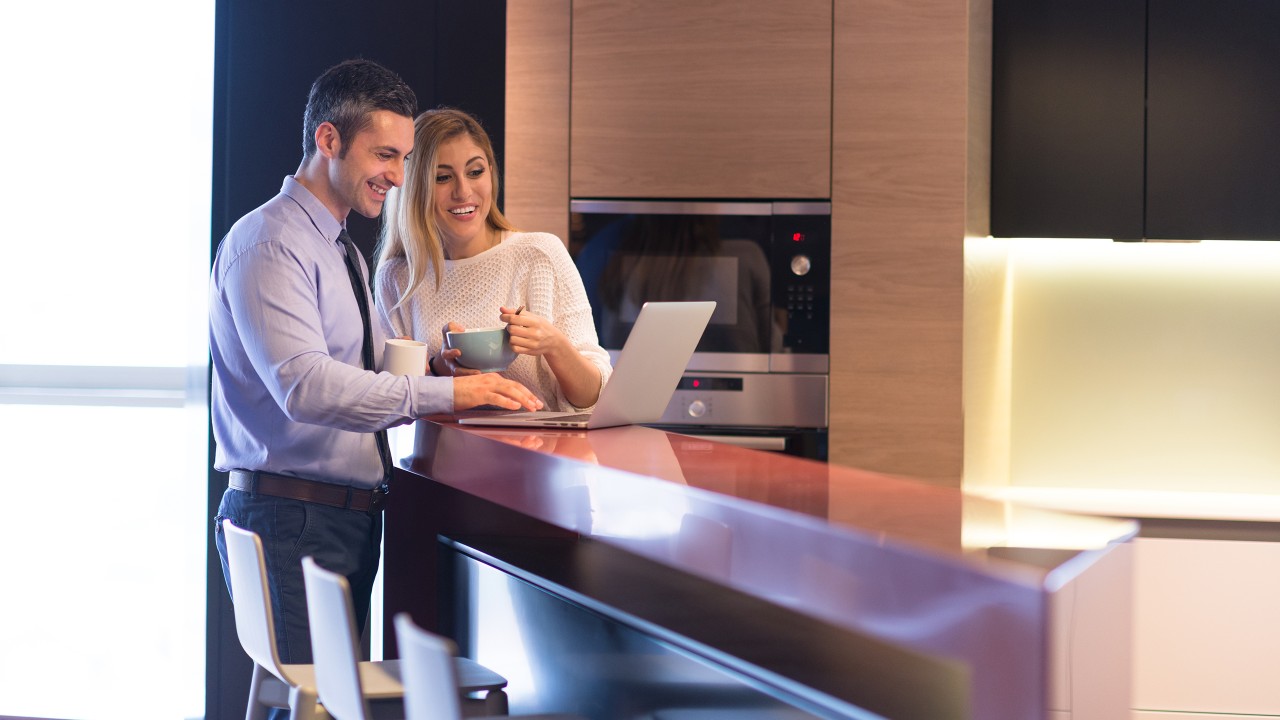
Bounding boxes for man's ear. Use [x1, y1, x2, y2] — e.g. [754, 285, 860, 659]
[314, 121, 342, 160]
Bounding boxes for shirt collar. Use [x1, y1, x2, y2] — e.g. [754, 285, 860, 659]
[281, 175, 345, 244]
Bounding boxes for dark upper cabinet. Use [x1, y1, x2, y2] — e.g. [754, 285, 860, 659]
[990, 0, 1146, 239]
[993, 0, 1280, 240]
[1147, 0, 1280, 240]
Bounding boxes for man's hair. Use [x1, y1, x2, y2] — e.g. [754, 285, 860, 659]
[301, 58, 417, 161]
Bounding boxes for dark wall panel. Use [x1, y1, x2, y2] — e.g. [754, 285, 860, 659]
[207, 3, 505, 719]
[212, 0, 506, 259]
[990, 0, 1145, 239]
[1147, 0, 1280, 239]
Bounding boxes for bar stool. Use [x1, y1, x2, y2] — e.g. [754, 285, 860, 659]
[222, 519, 506, 720]
[222, 519, 328, 719]
[393, 612, 586, 720]
[302, 556, 510, 720]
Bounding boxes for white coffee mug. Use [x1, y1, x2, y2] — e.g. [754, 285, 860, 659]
[384, 338, 429, 376]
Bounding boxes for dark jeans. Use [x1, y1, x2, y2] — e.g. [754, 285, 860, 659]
[214, 486, 384, 667]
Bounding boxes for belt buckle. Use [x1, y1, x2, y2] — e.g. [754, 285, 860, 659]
[369, 484, 389, 514]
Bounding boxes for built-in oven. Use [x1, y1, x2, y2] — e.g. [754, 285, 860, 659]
[571, 199, 830, 460]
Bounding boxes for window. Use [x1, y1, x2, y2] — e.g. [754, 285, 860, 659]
[0, 2, 214, 718]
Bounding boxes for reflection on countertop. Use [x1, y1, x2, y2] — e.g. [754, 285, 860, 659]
[392, 419, 1137, 720]
[407, 421, 1136, 557]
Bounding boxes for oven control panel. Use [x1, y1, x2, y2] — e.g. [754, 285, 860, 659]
[772, 211, 830, 354]
[662, 373, 828, 428]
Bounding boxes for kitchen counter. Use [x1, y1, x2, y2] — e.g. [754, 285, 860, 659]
[382, 420, 1136, 719]
[967, 485, 1280, 521]
[966, 486, 1280, 541]
[962, 486, 1280, 717]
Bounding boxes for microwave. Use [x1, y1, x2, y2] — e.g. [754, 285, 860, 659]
[570, 199, 830, 453]
[570, 199, 831, 375]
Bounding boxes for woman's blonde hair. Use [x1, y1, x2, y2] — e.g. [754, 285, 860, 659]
[377, 107, 516, 307]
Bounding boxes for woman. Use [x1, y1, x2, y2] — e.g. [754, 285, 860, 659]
[375, 108, 610, 410]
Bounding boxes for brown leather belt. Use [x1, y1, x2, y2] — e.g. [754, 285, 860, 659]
[228, 470, 388, 513]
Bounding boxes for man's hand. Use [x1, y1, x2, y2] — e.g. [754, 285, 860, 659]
[453, 374, 544, 412]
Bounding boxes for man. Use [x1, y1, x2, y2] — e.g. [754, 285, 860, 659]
[209, 58, 542, 668]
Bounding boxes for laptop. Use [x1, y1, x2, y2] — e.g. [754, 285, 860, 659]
[458, 300, 715, 430]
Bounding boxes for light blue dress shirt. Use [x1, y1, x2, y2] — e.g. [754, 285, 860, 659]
[210, 176, 451, 488]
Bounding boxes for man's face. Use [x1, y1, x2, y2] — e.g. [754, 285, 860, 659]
[328, 110, 414, 219]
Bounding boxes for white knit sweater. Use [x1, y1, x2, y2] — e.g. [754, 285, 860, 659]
[374, 231, 613, 411]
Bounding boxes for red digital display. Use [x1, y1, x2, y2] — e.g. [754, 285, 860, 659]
[677, 377, 745, 391]
[792, 232, 805, 242]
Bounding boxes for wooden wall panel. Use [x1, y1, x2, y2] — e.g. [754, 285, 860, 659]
[570, 0, 831, 199]
[507, 1, 974, 484]
[830, 0, 969, 485]
[968, 0, 992, 240]
[504, 0, 571, 242]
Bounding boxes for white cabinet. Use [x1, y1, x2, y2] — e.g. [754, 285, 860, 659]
[1133, 537, 1280, 717]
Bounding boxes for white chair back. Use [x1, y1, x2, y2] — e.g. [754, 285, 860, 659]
[222, 519, 290, 682]
[302, 555, 372, 720]
[394, 612, 465, 720]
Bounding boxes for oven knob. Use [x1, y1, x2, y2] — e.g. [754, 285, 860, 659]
[687, 400, 708, 418]
[790, 254, 812, 276]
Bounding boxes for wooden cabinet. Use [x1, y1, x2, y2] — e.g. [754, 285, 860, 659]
[505, 0, 571, 241]
[570, 0, 831, 199]
[828, 0, 967, 484]
[992, 0, 1280, 240]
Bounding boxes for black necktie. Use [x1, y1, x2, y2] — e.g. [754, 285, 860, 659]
[338, 228, 393, 489]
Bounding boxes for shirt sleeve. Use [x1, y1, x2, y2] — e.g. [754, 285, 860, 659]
[221, 239, 452, 430]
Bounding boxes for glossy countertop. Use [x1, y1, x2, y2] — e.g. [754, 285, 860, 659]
[967, 484, 1280, 523]
[390, 420, 1137, 719]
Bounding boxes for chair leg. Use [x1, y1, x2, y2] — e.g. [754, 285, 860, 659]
[482, 688, 509, 716]
[246, 664, 271, 720]
[289, 685, 330, 720]
[461, 689, 509, 718]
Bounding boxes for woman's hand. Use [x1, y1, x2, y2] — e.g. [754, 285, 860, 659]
[435, 321, 482, 376]
[499, 305, 603, 408]
[501, 306, 570, 359]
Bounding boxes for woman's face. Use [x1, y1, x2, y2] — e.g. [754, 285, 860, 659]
[431, 135, 493, 253]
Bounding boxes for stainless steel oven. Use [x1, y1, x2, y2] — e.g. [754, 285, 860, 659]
[571, 199, 830, 460]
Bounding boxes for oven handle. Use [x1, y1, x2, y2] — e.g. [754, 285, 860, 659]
[570, 199, 772, 216]
[681, 434, 789, 452]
